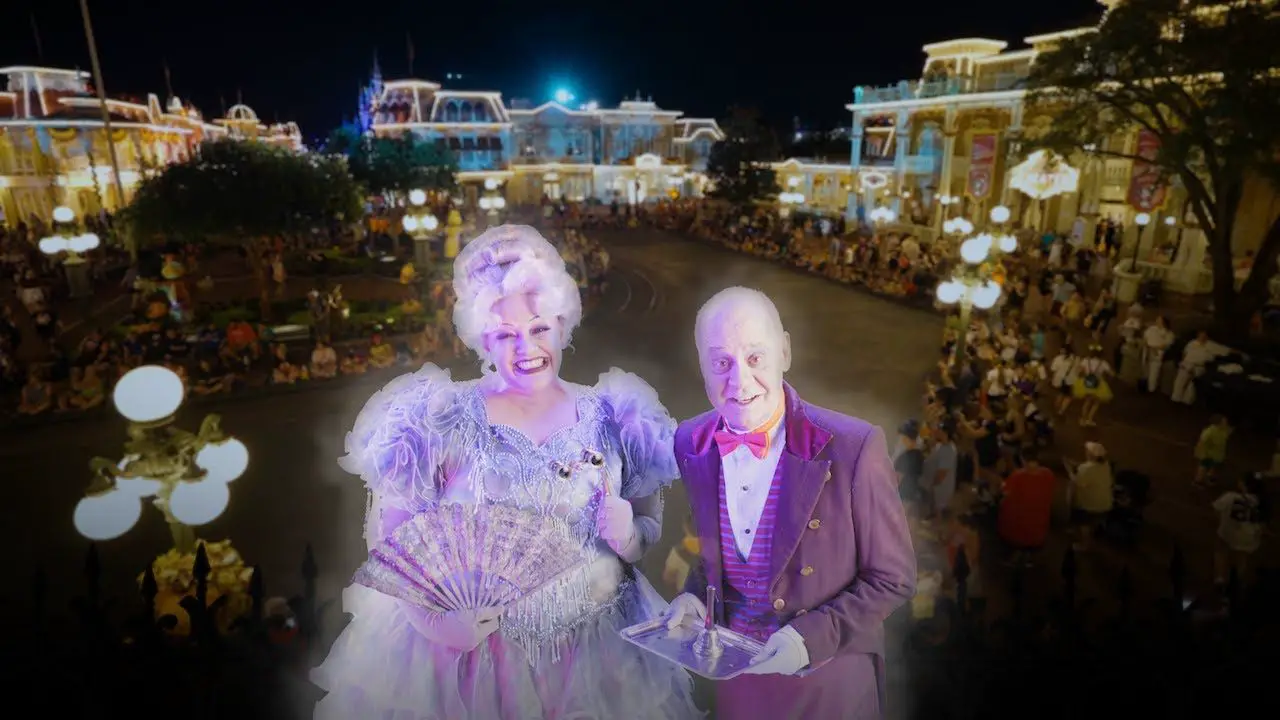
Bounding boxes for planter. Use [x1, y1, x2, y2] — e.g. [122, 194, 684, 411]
[139, 540, 254, 636]
[1111, 260, 1143, 304]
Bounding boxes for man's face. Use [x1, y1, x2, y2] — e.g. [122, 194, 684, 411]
[697, 302, 790, 431]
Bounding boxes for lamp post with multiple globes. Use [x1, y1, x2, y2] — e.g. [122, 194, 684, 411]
[935, 204, 1015, 365]
[39, 206, 101, 299]
[868, 205, 896, 227]
[402, 189, 440, 272]
[73, 365, 249, 554]
[478, 178, 507, 220]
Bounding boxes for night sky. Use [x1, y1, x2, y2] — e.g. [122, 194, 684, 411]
[5, 0, 1102, 140]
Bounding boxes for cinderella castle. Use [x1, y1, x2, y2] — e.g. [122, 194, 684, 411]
[355, 56, 383, 136]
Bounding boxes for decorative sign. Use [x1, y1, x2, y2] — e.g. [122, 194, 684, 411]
[1126, 129, 1168, 212]
[967, 132, 998, 200]
[859, 170, 888, 192]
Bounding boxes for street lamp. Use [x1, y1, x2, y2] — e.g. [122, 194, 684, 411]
[1132, 211, 1152, 263]
[74, 365, 249, 554]
[479, 177, 506, 219]
[39, 205, 100, 299]
[937, 234, 1003, 365]
[403, 189, 440, 271]
[943, 216, 974, 237]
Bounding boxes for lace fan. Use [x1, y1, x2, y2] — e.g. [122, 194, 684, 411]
[353, 503, 590, 612]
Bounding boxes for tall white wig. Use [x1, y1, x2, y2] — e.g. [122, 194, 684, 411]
[452, 224, 582, 360]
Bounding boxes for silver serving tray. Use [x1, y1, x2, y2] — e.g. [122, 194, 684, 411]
[620, 616, 766, 680]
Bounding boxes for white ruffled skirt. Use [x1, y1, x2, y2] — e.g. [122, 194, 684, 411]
[312, 572, 702, 720]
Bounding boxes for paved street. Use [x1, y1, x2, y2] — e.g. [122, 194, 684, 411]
[3, 227, 1273, 652]
[0, 229, 940, 613]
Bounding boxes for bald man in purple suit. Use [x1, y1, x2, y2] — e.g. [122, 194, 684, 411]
[665, 287, 916, 719]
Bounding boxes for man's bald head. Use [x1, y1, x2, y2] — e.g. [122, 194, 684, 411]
[694, 287, 791, 431]
[694, 286, 786, 351]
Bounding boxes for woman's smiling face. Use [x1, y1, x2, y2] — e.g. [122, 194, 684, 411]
[484, 292, 563, 392]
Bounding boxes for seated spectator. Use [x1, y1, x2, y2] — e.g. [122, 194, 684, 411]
[164, 361, 190, 395]
[66, 364, 106, 410]
[18, 371, 53, 415]
[1068, 442, 1114, 551]
[997, 446, 1056, 565]
[191, 357, 233, 395]
[310, 339, 338, 379]
[340, 349, 367, 376]
[271, 343, 300, 385]
[163, 326, 191, 363]
[367, 332, 395, 369]
[225, 320, 260, 361]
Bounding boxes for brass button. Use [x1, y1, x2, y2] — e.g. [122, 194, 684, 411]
[773, 598, 785, 611]
[796, 609, 808, 616]
[808, 519, 821, 530]
[800, 566, 814, 577]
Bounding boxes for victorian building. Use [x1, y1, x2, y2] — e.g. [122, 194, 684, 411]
[839, 0, 1273, 294]
[0, 65, 302, 228]
[369, 78, 724, 206]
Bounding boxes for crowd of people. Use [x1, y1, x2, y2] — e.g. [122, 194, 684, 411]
[642, 198, 1272, 611]
[2, 210, 610, 422]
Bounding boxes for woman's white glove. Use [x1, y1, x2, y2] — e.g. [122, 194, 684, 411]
[597, 494, 637, 554]
[663, 592, 708, 630]
[403, 605, 502, 652]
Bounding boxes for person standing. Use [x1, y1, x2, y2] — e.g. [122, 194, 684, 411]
[924, 422, 959, 520]
[1068, 442, 1114, 551]
[667, 286, 915, 719]
[1142, 315, 1175, 393]
[1210, 474, 1268, 588]
[997, 446, 1057, 566]
[1194, 415, 1233, 489]
[1172, 330, 1216, 405]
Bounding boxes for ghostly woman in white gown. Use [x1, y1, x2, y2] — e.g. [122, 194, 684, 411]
[312, 225, 700, 719]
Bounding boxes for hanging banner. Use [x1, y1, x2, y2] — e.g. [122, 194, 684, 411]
[1126, 129, 1168, 212]
[966, 132, 998, 200]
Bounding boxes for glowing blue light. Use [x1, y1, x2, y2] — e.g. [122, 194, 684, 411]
[554, 88, 575, 104]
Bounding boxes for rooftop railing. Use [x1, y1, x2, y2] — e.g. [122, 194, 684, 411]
[854, 71, 1029, 105]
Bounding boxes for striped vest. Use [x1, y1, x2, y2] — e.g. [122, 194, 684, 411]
[718, 461, 784, 641]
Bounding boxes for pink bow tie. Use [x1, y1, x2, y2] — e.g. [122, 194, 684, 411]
[714, 430, 768, 459]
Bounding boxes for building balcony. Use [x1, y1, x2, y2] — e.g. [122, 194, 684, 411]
[853, 72, 1028, 105]
[454, 150, 505, 172]
[507, 154, 594, 166]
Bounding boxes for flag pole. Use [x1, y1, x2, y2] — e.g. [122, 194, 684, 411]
[79, 0, 133, 260]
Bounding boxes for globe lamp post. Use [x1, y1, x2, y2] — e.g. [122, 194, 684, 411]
[39, 205, 100, 299]
[74, 365, 249, 554]
[936, 234, 1003, 366]
[479, 177, 506, 221]
[868, 205, 896, 228]
[1131, 211, 1152, 264]
[402, 189, 440, 272]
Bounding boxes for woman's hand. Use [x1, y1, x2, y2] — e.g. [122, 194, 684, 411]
[596, 475, 638, 557]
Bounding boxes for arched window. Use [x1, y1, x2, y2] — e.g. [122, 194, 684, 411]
[460, 102, 474, 123]
[474, 103, 488, 122]
[444, 101, 460, 123]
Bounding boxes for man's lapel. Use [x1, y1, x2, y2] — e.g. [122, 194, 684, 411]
[769, 453, 831, 584]
[769, 383, 834, 585]
[682, 414, 724, 595]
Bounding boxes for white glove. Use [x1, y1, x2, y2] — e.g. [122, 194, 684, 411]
[596, 492, 637, 556]
[403, 605, 502, 652]
[741, 626, 810, 676]
[663, 592, 708, 630]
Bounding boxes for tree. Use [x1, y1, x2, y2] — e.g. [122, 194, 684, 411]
[124, 139, 363, 320]
[1021, 0, 1280, 339]
[126, 139, 362, 241]
[325, 127, 458, 200]
[705, 107, 780, 208]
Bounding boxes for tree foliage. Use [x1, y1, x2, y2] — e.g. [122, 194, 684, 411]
[124, 139, 363, 242]
[326, 127, 458, 198]
[706, 107, 780, 208]
[1021, 0, 1280, 336]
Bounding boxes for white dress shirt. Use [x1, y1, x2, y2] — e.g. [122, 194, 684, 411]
[722, 418, 786, 559]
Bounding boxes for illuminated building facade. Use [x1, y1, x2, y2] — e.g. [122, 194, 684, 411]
[0, 66, 302, 228]
[214, 104, 304, 152]
[842, 0, 1272, 292]
[370, 79, 723, 206]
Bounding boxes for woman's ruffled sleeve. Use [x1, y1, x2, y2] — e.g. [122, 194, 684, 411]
[595, 368, 679, 499]
[338, 363, 461, 509]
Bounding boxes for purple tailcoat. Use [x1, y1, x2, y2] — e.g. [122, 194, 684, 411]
[678, 383, 916, 720]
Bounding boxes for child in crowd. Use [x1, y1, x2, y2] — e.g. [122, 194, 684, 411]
[1194, 414, 1233, 489]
